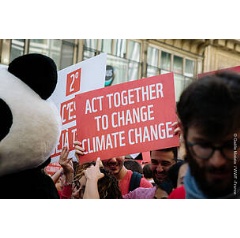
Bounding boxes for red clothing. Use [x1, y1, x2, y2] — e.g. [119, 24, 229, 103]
[168, 185, 186, 199]
[58, 185, 72, 199]
[119, 170, 153, 196]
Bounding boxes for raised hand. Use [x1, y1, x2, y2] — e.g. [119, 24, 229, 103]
[59, 146, 74, 174]
[84, 158, 104, 182]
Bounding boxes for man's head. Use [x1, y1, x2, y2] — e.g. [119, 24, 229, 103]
[102, 156, 125, 175]
[150, 147, 178, 186]
[177, 71, 240, 198]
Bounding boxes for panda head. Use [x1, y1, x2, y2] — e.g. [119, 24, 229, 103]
[0, 54, 61, 176]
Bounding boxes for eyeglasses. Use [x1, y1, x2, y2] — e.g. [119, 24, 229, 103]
[187, 141, 235, 160]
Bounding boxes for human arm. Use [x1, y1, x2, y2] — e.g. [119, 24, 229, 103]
[83, 158, 104, 199]
[51, 167, 63, 184]
[58, 146, 74, 185]
[51, 146, 75, 184]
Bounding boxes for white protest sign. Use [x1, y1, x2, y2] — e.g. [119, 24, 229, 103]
[49, 53, 107, 162]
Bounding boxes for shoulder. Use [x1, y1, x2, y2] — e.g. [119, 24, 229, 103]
[127, 169, 133, 176]
[140, 176, 153, 188]
[121, 169, 133, 183]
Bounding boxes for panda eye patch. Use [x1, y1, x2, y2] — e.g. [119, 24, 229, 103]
[0, 99, 13, 141]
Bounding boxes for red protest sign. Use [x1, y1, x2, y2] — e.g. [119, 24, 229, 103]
[142, 151, 151, 163]
[75, 73, 179, 163]
[45, 162, 61, 176]
[198, 65, 240, 78]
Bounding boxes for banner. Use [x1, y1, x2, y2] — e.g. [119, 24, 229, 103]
[75, 73, 179, 163]
[45, 163, 61, 176]
[49, 53, 107, 162]
[198, 65, 240, 78]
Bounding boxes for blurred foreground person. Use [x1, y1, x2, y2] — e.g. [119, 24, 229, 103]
[169, 71, 240, 198]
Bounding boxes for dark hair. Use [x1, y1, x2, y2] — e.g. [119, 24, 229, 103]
[177, 71, 240, 140]
[75, 161, 122, 199]
[142, 163, 153, 179]
[150, 147, 178, 161]
[124, 159, 143, 174]
[167, 160, 185, 188]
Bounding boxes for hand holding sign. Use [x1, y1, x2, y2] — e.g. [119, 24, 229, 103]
[74, 140, 86, 162]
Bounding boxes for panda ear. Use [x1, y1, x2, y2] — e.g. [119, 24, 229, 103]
[8, 54, 58, 99]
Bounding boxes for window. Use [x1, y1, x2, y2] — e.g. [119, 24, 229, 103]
[60, 40, 75, 69]
[147, 46, 159, 77]
[10, 39, 76, 70]
[101, 39, 112, 54]
[147, 47, 159, 67]
[174, 74, 185, 102]
[84, 39, 98, 50]
[106, 55, 128, 86]
[173, 55, 183, 74]
[128, 61, 139, 81]
[10, 39, 24, 62]
[84, 39, 98, 59]
[114, 39, 126, 58]
[127, 40, 140, 61]
[127, 40, 141, 81]
[29, 39, 61, 68]
[185, 59, 195, 77]
[161, 51, 171, 71]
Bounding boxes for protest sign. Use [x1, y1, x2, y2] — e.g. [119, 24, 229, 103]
[198, 65, 240, 78]
[75, 73, 179, 163]
[49, 53, 107, 162]
[45, 162, 62, 176]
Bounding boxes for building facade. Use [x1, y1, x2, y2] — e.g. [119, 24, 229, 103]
[1, 39, 240, 101]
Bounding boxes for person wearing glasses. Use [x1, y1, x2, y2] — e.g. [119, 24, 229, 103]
[169, 70, 240, 199]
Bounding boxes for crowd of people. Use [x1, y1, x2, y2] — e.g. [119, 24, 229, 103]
[45, 70, 240, 199]
[1, 69, 232, 199]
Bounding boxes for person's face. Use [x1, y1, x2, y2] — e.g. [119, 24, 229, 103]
[177, 163, 188, 187]
[186, 127, 240, 198]
[151, 150, 176, 185]
[102, 156, 125, 175]
[57, 174, 66, 190]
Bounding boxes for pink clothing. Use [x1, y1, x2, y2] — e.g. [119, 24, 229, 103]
[119, 170, 153, 196]
[123, 186, 157, 199]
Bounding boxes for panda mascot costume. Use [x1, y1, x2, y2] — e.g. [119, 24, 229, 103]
[0, 53, 61, 198]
